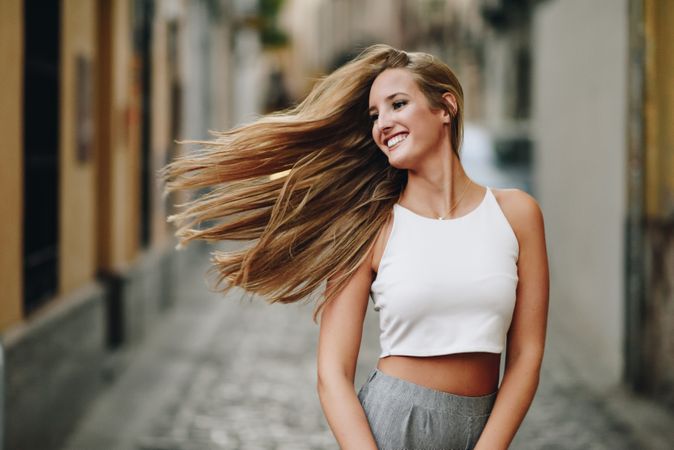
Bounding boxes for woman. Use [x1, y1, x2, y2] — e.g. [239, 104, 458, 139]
[162, 44, 549, 449]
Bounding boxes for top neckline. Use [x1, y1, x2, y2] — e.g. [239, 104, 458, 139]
[394, 186, 491, 222]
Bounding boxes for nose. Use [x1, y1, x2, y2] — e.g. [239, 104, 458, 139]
[376, 109, 393, 137]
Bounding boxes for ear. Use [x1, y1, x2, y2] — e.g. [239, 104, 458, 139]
[441, 92, 458, 124]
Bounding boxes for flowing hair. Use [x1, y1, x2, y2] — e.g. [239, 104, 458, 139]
[160, 44, 464, 321]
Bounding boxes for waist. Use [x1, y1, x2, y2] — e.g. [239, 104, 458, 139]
[376, 352, 501, 396]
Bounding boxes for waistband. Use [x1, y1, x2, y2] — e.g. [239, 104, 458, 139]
[364, 368, 498, 416]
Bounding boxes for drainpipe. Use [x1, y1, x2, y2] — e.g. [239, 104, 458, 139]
[625, 0, 646, 390]
[0, 340, 4, 450]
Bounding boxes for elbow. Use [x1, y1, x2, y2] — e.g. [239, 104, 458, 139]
[316, 371, 327, 396]
[506, 345, 545, 374]
[316, 366, 352, 396]
[504, 352, 542, 395]
[316, 366, 334, 397]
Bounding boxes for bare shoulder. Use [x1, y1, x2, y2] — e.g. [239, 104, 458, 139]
[491, 188, 545, 243]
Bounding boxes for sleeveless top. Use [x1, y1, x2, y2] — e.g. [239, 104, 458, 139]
[370, 186, 519, 357]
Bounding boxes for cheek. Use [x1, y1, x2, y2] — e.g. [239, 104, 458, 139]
[372, 127, 385, 149]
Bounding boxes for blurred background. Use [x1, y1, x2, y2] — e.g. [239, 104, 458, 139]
[1, 0, 673, 449]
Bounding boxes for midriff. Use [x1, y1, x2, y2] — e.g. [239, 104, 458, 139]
[376, 352, 501, 396]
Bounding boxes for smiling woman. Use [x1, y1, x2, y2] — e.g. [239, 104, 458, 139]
[368, 67, 461, 175]
[161, 44, 549, 450]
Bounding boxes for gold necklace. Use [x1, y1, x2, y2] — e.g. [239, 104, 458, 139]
[437, 178, 472, 220]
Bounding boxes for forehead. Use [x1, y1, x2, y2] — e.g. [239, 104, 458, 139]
[369, 68, 419, 105]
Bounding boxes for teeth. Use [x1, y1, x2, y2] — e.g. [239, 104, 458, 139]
[387, 134, 408, 148]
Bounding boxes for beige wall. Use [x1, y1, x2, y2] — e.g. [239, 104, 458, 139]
[60, 0, 98, 294]
[0, 0, 24, 330]
[97, 0, 141, 271]
[645, 0, 674, 218]
[118, 0, 141, 265]
[209, 17, 233, 131]
[532, 0, 628, 389]
[150, 10, 175, 249]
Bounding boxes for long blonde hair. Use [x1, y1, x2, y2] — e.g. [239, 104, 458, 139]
[160, 44, 464, 321]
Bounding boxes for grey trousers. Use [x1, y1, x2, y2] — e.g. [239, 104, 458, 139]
[357, 369, 497, 450]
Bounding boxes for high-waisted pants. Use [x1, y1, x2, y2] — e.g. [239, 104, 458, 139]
[357, 368, 497, 450]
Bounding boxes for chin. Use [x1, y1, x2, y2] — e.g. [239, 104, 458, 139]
[380, 146, 411, 170]
[387, 154, 411, 170]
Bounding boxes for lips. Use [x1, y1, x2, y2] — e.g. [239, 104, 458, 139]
[386, 133, 408, 149]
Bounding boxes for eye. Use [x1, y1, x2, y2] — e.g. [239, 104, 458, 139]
[392, 100, 407, 109]
[369, 113, 379, 123]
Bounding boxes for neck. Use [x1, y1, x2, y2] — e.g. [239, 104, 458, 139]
[399, 151, 474, 219]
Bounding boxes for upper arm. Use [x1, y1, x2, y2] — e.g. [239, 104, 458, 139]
[498, 189, 550, 366]
[317, 247, 375, 383]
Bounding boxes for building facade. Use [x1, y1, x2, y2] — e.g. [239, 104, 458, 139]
[531, 0, 629, 389]
[0, 1, 237, 448]
[485, 0, 674, 410]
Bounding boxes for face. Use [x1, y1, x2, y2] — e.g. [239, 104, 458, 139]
[368, 68, 451, 169]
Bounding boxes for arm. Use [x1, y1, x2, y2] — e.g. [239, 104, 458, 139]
[317, 249, 378, 449]
[475, 190, 550, 450]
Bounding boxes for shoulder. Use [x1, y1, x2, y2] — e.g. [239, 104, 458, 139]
[491, 187, 545, 243]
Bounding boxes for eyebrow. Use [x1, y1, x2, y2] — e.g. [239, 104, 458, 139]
[368, 92, 408, 113]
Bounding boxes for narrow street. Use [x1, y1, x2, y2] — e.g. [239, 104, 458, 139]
[63, 126, 674, 450]
[5, 2, 674, 450]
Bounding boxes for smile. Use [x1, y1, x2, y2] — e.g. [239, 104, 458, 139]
[386, 133, 408, 149]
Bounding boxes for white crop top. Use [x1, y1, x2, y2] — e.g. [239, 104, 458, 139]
[370, 186, 519, 357]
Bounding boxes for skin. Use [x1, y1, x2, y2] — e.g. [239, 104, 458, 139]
[317, 68, 549, 450]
